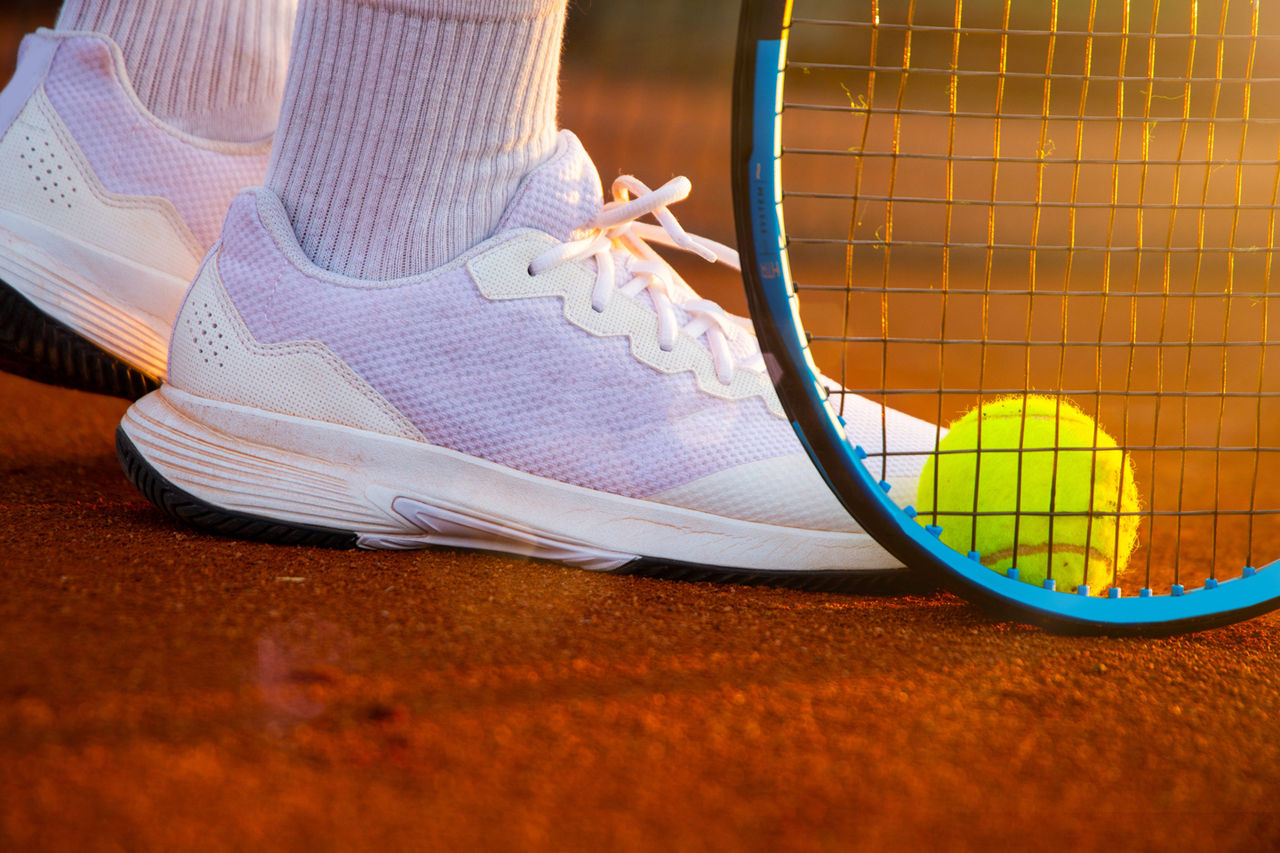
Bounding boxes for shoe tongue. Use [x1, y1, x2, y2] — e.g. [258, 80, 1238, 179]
[498, 130, 603, 241]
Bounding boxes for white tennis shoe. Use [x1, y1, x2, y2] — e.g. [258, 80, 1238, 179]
[0, 30, 271, 398]
[117, 131, 936, 587]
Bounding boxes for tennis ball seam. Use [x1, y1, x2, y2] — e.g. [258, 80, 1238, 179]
[979, 542, 1122, 570]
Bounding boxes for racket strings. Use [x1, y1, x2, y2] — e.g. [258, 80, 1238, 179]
[781, 0, 1280, 592]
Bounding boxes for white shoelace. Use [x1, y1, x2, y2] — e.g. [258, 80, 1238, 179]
[528, 174, 766, 386]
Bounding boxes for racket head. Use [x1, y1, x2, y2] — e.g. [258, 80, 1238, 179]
[732, 0, 1280, 635]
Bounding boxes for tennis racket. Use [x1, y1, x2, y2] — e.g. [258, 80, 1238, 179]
[733, 0, 1280, 635]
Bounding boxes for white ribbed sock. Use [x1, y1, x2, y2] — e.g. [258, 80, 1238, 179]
[56, 0, 296, 143]
[266, 0, 566, 280]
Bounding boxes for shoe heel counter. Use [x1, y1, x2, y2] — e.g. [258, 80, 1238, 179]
[168, 252, 421, 441]
[0, 31, 57, 143]
[0, 91, 203, 280]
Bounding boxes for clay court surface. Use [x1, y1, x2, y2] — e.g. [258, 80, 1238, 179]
[5, 372, 1280, 852]
[5, 4, 1280, 851]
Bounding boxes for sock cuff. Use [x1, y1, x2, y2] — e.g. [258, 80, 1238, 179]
[269, 0, 566, 278]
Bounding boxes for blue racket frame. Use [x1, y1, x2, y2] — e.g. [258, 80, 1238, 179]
[731, 0, 1280, 635]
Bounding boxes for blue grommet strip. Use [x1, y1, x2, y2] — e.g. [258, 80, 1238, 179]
[1108, 587, 1122, 599]
[1077, 584, 1090, 597]
[1140, 588, 1153, 598]
[879, 480, 892, 494]
[1171, 584, 1185, 597]
[1007, 567, 1020, 581]
[926, 525, 943, 538]
[1043, 578, 1056, 591]
[1205, 577, 1219, 589]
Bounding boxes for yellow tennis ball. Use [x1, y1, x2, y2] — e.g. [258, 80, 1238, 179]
[916, 395, 1141, 595]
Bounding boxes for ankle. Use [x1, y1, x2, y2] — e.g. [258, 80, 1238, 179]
[265, 0, 567, 279]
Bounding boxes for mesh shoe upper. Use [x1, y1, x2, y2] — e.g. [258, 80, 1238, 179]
[187, 131, 937, 528]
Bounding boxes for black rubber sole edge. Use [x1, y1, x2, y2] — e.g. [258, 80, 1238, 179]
[117, 426, 358, 548]
[617, 557, 933, 595]
[0, 276, 159, 400]
[117, 426, 933, 596]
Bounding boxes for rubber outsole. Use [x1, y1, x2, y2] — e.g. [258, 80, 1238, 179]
[117, 426, 357, 548]
[615, 555, 933, 595]
[0, 276, 159, 400]
[117, 426, 933, 596]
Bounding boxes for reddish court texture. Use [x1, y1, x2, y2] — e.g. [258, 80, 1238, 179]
[4, 4, 1280, 850]
[5, 375, 1280, 853]
[3, 364, 1280, 851]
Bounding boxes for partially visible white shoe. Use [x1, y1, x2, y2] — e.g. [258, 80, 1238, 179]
[118, 131, 936, 588]
[0, 29, 271, 398]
